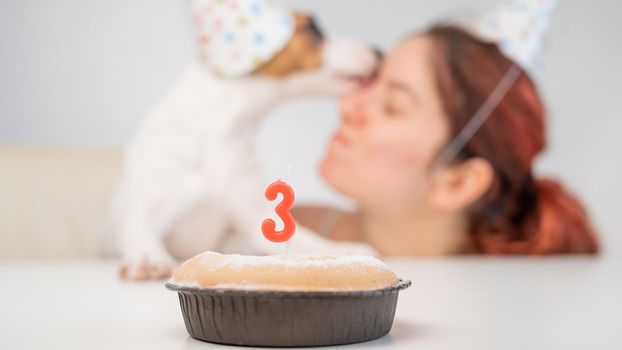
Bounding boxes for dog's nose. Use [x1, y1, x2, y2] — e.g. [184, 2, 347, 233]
[372, 47, 384, 61]
[368, 47, 383, 81]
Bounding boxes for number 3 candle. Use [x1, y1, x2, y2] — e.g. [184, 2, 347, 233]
[262, 180, 296, 243]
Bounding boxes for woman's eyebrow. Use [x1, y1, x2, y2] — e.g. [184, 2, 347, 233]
[386, 80, 418, 103]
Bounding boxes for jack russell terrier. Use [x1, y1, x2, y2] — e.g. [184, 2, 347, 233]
[114, 0, 380, 280]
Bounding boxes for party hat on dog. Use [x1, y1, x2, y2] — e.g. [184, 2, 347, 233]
[190, 0, 295, 77]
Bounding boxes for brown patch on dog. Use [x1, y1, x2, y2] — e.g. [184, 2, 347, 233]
[254, 13, 324, 77]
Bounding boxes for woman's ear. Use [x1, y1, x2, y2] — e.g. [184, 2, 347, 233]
[428, 157, 494, 211]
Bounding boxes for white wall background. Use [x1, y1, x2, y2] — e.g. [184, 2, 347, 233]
[1, 0, 621, 255]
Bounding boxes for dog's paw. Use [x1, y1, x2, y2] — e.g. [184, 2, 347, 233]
[118, 253, 177, 281]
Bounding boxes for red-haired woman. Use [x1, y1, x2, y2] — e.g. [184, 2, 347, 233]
[294, 26, 599, 256]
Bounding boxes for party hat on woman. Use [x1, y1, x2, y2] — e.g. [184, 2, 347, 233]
[433, 0, 559, 169]
[466, 0, 558, 73]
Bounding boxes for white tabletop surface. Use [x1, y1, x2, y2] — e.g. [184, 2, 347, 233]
[1, 257, 620, 350]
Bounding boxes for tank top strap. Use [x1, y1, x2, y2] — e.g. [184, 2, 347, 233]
[317, 208, 342, 238]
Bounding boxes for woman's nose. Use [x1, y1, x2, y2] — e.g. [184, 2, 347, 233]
[339, 89, 368, 127]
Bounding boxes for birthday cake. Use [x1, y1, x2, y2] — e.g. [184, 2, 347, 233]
[166, 251, 410, 347]
[169, 251, 399, 291]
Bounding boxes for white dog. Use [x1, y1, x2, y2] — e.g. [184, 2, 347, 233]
[114, 1, 379, 280]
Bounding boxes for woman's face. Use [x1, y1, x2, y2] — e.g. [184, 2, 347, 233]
[320, 36, 450, 210]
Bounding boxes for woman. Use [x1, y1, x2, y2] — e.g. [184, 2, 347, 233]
[293, 25, 599, 256]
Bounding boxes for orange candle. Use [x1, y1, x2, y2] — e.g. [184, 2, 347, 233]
[262, 180, 296, 243]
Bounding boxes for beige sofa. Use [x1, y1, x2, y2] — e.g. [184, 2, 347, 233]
[0, 147, 121, 260]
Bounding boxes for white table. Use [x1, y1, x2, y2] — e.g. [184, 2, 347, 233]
[1, 258, 620, 350]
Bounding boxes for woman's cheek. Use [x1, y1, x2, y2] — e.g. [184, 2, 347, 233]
[365, 127, 424, 173]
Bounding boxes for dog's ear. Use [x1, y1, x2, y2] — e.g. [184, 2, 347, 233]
[295, 13, 324, 42]
[254, 12, 324, 78]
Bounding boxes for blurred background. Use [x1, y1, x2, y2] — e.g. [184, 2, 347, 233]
[0, 0, 620, 259]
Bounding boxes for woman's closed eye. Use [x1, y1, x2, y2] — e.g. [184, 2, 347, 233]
[383, 100, 401, 116]
[382, 80, 417, 117]
[383, 91, 413, 117]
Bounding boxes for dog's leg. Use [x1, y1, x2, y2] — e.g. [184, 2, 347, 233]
[163, 196, 233, 259]
[117, 171, 203, 280]
[117, 62, 218, 279]
[118, 214, 177, 280]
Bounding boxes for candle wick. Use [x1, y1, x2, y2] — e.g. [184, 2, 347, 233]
[286, 162, 293, 183]
[286, 162, 293, 256]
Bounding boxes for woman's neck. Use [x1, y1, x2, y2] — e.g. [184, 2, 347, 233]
[358, 204, 471, 256]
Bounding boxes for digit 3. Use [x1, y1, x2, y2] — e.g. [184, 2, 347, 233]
[261, 180, 296, 243]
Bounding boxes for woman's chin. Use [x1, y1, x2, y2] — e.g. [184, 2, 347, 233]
[320, 157, 344, 187]
[319, 157, 334, 183]
[319, 157, 355, 197]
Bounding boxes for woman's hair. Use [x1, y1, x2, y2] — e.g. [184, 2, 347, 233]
[426, 25, 599, 254]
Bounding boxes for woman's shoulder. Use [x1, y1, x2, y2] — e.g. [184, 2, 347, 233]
[292, 205, 362, 242]
[291, 205, 340, 236]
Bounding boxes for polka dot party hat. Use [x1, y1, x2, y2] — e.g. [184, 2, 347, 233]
[430, 0, 558, 169]
[467, 0, 557, 72]
[190, 0, 295, 78]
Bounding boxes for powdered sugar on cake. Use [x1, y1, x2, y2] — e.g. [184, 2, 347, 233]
[196, 251, 388, 270]
[169, 251, 398, 291]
